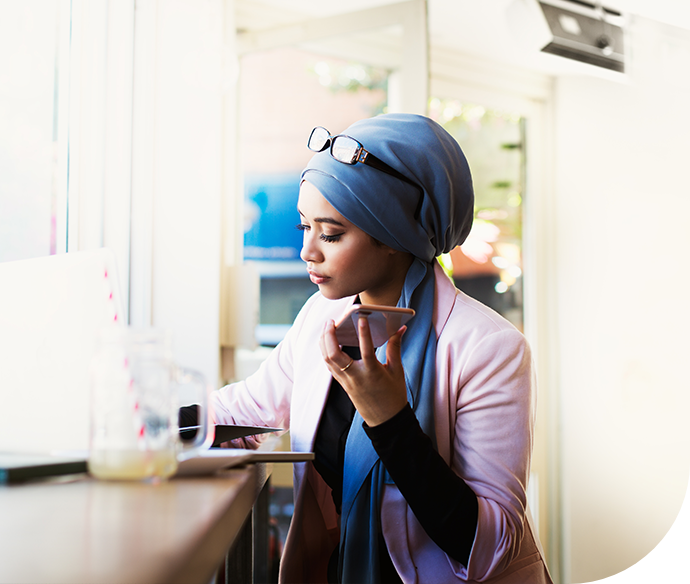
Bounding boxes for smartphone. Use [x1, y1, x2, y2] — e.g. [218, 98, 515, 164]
[334, 304, 415, 348]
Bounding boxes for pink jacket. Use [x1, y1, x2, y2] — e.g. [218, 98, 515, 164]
[212, 262, 552, 583]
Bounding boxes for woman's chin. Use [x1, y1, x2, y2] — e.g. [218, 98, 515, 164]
[317, 285, 347, 301]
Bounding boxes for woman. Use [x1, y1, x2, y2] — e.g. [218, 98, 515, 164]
[211, 113, 552, 584]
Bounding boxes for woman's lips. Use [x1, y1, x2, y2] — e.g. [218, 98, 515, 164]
[308, 270, 330, 285]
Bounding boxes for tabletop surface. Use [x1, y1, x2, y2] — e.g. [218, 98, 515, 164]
[0, 465, 269, 584]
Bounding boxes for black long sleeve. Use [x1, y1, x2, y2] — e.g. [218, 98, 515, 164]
[364, 403, 478, 567]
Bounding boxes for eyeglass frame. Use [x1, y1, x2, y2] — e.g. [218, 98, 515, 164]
[307, 126, 424, 219]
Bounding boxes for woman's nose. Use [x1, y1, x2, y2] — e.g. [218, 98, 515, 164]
[300, 233, 323, 264]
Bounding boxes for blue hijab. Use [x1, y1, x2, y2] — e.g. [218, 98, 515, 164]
[301, 113, 474, 583]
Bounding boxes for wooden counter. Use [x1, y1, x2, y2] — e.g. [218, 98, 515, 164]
[0, 464, 271, 584]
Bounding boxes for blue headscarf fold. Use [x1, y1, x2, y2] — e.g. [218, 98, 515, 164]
[301, 113, 474, 583]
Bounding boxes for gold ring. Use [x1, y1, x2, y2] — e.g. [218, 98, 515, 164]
[340, 358, 354, 372]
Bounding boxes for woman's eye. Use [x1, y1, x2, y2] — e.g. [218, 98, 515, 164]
[297, 223, 341, 243]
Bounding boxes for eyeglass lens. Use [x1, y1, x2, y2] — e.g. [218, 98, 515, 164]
[331, 137, 360, 165]
[308, 127, 330, 152]
[309, 127, 361, 165]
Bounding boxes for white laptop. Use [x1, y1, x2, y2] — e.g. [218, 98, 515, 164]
[0, 249, 124, 455]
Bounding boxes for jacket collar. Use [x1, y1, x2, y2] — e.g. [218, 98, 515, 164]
[432, 259, 457, 340]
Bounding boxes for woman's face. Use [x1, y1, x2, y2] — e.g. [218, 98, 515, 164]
[297, 181, 410, 306]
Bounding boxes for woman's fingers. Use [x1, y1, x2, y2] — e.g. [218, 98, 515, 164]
[320, 319, 350, 372]
[357, 316, 376, 364]
[386, 325, 407, 373]
[320, 316, 409, 426]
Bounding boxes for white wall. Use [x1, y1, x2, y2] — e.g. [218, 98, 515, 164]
[552, 16, 690, 584]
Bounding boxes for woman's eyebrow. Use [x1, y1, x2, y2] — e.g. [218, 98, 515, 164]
[298, 209, 346, 227]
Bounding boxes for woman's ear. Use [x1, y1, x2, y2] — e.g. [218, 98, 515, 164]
[385, 245, 409, 259]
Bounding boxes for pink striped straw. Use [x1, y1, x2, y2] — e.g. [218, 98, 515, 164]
[104, 265, 144, 445]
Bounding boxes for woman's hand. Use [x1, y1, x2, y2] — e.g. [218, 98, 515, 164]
[319, 316, 408, 427]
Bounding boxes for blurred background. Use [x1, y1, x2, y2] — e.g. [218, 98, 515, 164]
[1, 1, 689, 582]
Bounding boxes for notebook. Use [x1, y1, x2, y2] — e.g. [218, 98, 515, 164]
[175, 447, 314, 476]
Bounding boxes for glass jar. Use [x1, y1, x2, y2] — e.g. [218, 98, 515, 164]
[88, 327, 209, 481]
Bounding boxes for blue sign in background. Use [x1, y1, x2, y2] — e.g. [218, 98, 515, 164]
[243, 173, 302, 261]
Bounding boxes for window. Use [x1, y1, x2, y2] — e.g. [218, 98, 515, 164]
[0, 1, 66, 262]
[429, 99, 525, 330]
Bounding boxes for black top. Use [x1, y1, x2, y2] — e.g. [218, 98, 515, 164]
[313, 345, 359, 515]
[313, 347, 479, 583]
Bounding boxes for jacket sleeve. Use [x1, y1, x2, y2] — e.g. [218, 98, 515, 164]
[210, 291, 323, 449]
[450, 327, 536, 581]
